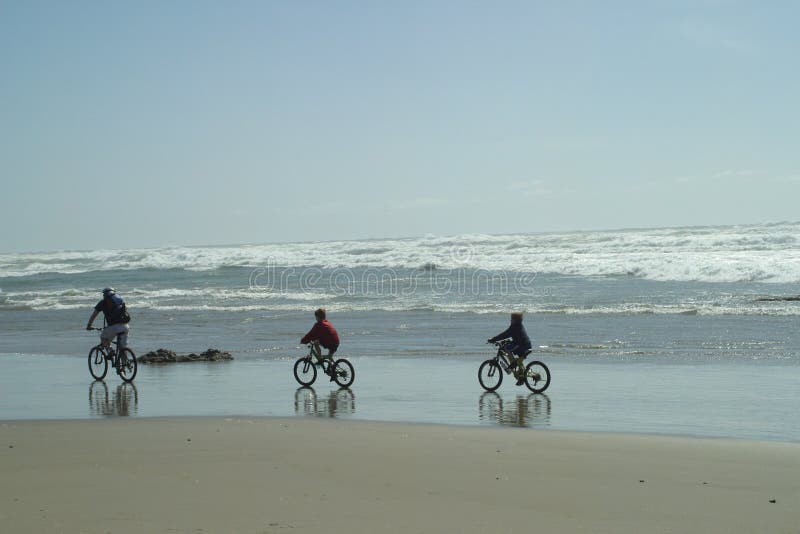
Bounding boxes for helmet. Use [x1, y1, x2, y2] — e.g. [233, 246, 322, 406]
[102, 287, 116, 296]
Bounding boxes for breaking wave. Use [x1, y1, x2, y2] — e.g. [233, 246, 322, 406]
[2, 222, 799, 283]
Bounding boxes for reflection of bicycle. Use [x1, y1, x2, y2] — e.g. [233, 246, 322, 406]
[478, 391, 551, 428]
[293, 344, 354, 388]
[478, 391, 504, 422]
[89, 380, 139, 416]
[479, 341, 550, 393]
[88, 328, 137, 382]
[294, 386, 355, 417]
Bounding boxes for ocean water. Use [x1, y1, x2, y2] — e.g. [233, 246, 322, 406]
[1, 222, 799, 440]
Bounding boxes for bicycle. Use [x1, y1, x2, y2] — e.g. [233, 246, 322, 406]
[478, 341, 550, 393]
[88, 328, 137, 383]
[293, 344, 355, 388]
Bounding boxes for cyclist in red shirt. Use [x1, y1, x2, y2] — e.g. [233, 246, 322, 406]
[301, 308, 340, 377]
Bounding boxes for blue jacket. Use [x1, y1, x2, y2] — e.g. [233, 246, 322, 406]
[489, 322, 532, 350]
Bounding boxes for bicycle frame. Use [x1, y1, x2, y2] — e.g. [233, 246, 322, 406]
[92, 328, 123, 358]
[493, 342, 518, 374]
[93, 339, 123, 368]
[306, 344, 334, 367]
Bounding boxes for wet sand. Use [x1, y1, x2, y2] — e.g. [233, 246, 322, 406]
[1, 417, 798, 533]
[2, 354, 800, 442]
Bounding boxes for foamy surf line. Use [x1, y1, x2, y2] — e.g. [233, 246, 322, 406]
[3, 299, 800, 315]
[2, 221, 800, 283]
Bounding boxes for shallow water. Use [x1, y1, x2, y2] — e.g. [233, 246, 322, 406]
[1, 353, 797, 442]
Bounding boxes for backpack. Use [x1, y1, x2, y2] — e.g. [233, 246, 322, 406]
[106, 295, 131, 324]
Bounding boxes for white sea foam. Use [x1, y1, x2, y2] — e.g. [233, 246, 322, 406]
[2, 286, 799, 316]
[1, 222, 799, 283]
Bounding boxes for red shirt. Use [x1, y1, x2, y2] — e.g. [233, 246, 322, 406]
[301, 319, 340, 347]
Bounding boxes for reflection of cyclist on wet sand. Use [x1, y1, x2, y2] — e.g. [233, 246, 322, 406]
[294, 387, 356, 417]
[478, 391, 551, 428]
[487, 312, 532, 385]
[301, 308, 340, 380]
[88, 381, 138, 417]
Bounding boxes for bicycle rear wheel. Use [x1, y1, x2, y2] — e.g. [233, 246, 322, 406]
[293, 357, 317, 386]
[478, 360, 503, 392]
[524, 361, 551, 393]
[117, 348, 137, 383]
[331, 359, 355, 388]
[88, 346, 108, 380]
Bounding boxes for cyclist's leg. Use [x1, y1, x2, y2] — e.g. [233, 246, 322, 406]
[509, 345, 527, 384]
[99, 325, 116, 348]
[116, 324, 130, 350]
[506, 343, 521, 373]
[324, 344, 339, 378]
[311, 341, 322, 361]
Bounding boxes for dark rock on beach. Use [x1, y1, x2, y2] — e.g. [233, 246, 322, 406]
[139, 348, 234, 364]
[756, 295, 800, 302]
[139, 348, 178, 363]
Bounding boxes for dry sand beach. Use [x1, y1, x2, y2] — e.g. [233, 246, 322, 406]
[1, 417, 798, 533]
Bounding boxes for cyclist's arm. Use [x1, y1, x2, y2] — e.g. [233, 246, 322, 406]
[301, 323, 321, 344]
[86, 310, 100, 329]
[488, 327, 512, 344]
[86, 309, 100, 330]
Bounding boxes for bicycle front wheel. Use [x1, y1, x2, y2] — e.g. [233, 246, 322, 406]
[524, 361, 551, 393]
[117, 348, 137, 383]
[88, 346, 108, 380]
[478, 360, 503, 392]
[293, 357, 317, 386]
[331, 359, 355, 388]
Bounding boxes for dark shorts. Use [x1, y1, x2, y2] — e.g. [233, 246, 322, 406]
[322, 343, 339, 355]
[506, 343, 530, 357]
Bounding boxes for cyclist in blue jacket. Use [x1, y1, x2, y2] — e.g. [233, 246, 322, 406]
[488, 312, 532, 385]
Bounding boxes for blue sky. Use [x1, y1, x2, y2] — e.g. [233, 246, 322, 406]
[1, 1, 798, 253]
